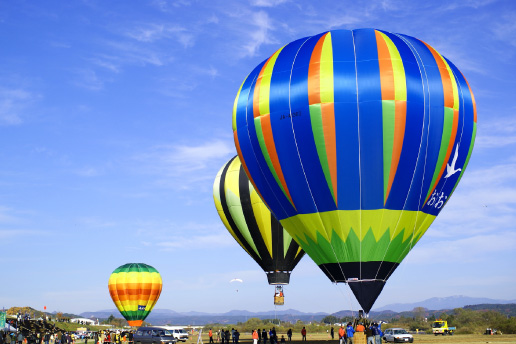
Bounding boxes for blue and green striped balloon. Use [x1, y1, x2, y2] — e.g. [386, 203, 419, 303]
[233, 28, 476, 313]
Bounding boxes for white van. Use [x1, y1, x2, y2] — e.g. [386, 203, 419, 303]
[161, 326, 189, 342]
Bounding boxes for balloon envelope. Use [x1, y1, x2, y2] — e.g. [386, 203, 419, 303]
[214, 156, 304, 284]
[108, 263, 163, 326]
[233, 29, 476, 312]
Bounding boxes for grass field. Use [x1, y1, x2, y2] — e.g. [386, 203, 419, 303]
[185, 332, 516, 344]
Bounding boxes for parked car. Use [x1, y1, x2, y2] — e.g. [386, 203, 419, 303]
[383, 328, 414, 343]
[161, 327, 189, 342]
[134, 327, 178, 344]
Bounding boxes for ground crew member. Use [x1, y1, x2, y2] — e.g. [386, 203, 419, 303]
[338, 325, 346, 344]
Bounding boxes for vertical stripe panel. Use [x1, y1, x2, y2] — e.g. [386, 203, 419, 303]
[268, 36, 318, 215]
[320, 33, 335, 104]
[354, 29, 384, 209]
[332, 29, 360, 210]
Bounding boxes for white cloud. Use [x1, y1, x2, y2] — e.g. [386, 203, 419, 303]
[0, 206, 21, 224]
[74, 167, 103, 177]
[406, 231, 516, 264]
[103, 40, 166, 67]
[73, 69, 108, 91]
[428, 161, 516, 239]
[190, 65, 219, 78]
[88, 56, 121, 73]
[0, 229, 48, 240]
[241, 11, 277, 57]
[137, 140, 234, 175]
[475, 115, 516, 149]
[157, 232, 236, 251]
[0, 87, 39, 125]
[133, 139, 235, 190]
[493, 12, 516, 48]
[152, 0, 192, 12]
[77, 217, 118, 228]
[251, 0, 289, 7]
[125, 23, 195, 48]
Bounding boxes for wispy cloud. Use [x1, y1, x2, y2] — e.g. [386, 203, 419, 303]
[439, 0, 497, 11]
[151, 0, 192, 12]
[125, 23, 194, 48]
[493, 12, 516, 48]
[406, 231, 516, 264]
[251, 0, 289, 7]
[157, 232, 235, 251]
[77, 217, 119, 229]
[190, 65, 219, 78]
[475, 114, 516, 149]
[133, 139, 235, 189]
[241, 11, 277, 57]
[0, 87, 39, 125]
[424, 160, 516, 242]
[0, 229, 48, 240]
[88, 55, 121, 73]
[72, 69, 109, 91]
[74, 167, 104, 177]
[103, 40, 167, 67]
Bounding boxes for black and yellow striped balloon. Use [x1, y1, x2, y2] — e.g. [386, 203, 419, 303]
[214, 156, 304, 284]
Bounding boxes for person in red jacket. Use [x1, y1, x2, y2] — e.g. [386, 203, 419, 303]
[209, 330, 214, 344]
[252, 330, 259, 344]
[301, 328, 307, 341]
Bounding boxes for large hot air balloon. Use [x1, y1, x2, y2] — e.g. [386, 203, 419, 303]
[214, 156, 305, 304]
[108, 263, 163, 326]
[233, 29, 476, 313]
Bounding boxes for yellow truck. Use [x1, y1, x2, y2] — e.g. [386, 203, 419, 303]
[432, 320, 456, 335]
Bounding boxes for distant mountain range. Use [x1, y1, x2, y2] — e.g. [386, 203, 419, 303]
[80, 296, 516, 325]
[374, 295, 516, 312]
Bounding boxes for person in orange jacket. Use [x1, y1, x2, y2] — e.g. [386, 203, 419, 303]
[252, 330, 259, 344]
[209, 330, 214, 344]
[338, 326, 346, 344]
[356, 323, 365, 332]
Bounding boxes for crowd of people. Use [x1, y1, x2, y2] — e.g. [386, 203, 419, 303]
[208, 327, 297, 344]
[204, 321, 383, 344]
[0, 330, 135, 344]
[0, 318, 134, 344]
[335, 322, 382, 344]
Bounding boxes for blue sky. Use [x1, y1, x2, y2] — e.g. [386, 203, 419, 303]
[1, 0, 516, 316]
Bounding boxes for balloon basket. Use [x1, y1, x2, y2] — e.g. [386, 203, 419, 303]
[274, 286, 284, 305]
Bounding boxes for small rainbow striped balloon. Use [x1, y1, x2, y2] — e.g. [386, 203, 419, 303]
[108, 263, 162, 326]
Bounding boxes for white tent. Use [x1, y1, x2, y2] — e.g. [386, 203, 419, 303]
[2, 323, 17, 332]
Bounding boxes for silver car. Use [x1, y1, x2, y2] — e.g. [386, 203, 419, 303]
[383, 328, 413, 343]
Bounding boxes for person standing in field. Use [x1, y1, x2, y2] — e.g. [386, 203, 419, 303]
[301, 327, 306, 341]
[338, 325, 346, 344]
[209, 329, 214, 344]
[331, 327, 334, 340]
[261, 330, 267, 344]
[286, 329, 292, 342]
[252, 330, 258, 344]
[225, 330, 230, 344]
[365, 326, 374, 344]
[345, 323, 354, 344]
[371, 323, 380, 344]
